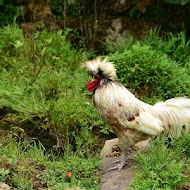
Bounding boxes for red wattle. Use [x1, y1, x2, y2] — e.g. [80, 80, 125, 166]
[87, 77, 101, 92]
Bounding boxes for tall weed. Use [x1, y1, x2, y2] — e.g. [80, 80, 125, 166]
[105, 27, 190, 66]
[146, 28, 190, 66]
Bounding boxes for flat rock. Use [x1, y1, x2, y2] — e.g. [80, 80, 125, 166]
[99, 138, 150, 190]
[0, 183, 11, 190]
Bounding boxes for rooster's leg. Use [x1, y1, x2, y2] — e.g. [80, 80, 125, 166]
[108, 150, 128, 171]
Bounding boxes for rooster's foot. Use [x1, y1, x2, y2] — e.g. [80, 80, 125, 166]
[108, 161, 127, 171]
[112, 155, 134, 165]
[112, 159, 121, 164]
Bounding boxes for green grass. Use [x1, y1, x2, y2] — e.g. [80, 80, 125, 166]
[1, 136, 189, 190]
[129, 135, 190, 190]
[0, 138, 99, 189]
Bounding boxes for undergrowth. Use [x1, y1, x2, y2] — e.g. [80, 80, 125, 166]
[0, 138, 99, 189]
[130, 134, 190, 190]
[0, 25, 109, 146]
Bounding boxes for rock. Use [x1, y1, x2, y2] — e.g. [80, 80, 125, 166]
[100, 138, 119, 157]
[0, 183, 11, 190]
[99, 138, 135, 190]
[100, 165, 135, 190]
[135, 139, 150, 151]
[99, 138, 150, 190]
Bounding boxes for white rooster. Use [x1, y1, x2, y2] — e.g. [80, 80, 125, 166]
[82, 57, 190, 170]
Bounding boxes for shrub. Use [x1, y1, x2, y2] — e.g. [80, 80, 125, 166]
[33, 29, 87, 69]
[108, 43, 190, 101]
[0, 25, 25, 70]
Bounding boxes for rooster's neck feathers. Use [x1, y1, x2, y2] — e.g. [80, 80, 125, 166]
[82, 57, 116, 80]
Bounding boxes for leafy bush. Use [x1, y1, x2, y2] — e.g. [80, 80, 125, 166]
[0, 25, 24, 62]
[33, 29, 87, 69]
[108, 42, 190, 101]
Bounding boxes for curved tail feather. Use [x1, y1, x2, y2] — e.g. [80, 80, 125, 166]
[153, 97, 190, 137]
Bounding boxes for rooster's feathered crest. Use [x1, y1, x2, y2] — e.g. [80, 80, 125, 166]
[82, 57, 116, 80]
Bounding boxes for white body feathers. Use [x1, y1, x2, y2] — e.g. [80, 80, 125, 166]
[94, 81, 190, 138]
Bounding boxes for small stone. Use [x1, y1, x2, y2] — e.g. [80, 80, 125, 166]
[101, 138, 119, 157]
[112, 144, 120, 152]
[135, 139, 150, 151]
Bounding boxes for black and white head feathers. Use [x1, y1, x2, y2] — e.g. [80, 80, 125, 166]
[82, 57, 117, 80]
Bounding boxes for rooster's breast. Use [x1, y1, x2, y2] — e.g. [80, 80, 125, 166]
[92, 82, 149, 145]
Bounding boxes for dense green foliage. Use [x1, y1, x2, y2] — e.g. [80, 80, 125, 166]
[107, 29, 190, 103]
[0, 0, 18, 26]
[0, 25, 107, 143]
